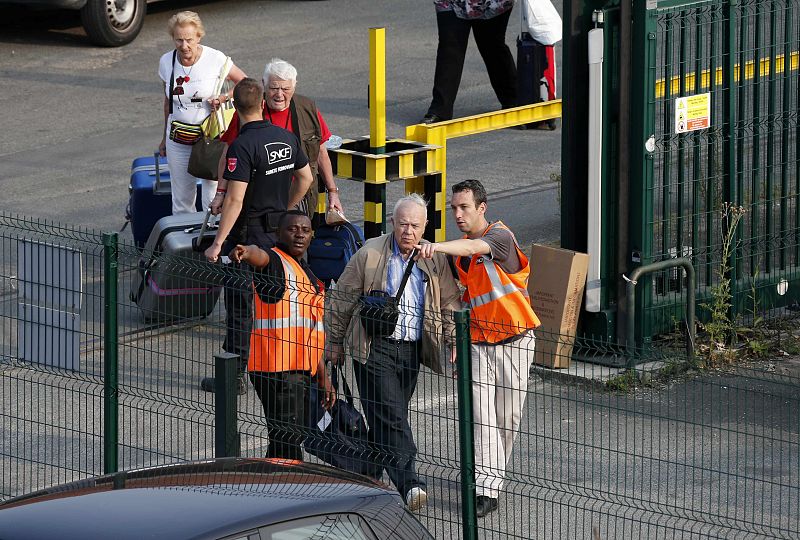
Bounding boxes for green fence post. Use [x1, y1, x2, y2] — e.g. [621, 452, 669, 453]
[214, 352, 241, 458]
[102, 232, 119, 474]
[628, 1, 657, 345]
[454, 309, 477, 540]
[723, 0, 740, 317]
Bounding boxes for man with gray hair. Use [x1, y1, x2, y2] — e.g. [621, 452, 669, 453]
[215, 58, 343, 219]
[326, 194, 461, 511]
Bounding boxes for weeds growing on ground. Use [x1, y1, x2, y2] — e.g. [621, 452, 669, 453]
[605, 370, 639, 392]
[700, 202, 746, 355]
[693, 202, 798, 367]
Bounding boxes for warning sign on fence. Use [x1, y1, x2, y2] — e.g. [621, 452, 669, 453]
[675, 93, 711, 134]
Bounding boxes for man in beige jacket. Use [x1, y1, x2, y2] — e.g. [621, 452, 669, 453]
[326, 194, 461, 512]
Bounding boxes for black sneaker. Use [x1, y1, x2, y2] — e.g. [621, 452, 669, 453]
[200, 375, 248, 396]
[422, 113, 444, 124]
[476, 495, 498, 517]
[200, 377, 216, 393]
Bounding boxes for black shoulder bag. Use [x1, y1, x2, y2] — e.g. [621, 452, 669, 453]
[359, 249, 418, 338]
[305, 365, 378, 476]
[169, 50, 176, 115]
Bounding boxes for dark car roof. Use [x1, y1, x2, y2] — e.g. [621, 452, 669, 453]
[0, 458, 432, 540]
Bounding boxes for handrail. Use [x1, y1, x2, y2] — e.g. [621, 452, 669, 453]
[624, 258, 695, 367]
[406, 100, 563, 140]
[404, 99, 563, 241]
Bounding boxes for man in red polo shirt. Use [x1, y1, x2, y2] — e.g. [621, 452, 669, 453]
[213, 58, 343, 219]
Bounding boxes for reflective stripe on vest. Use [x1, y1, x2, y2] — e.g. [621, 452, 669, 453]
[252, 257, 320, 332]
[468, 258, 530, 309]
[249, 248, 324, 373]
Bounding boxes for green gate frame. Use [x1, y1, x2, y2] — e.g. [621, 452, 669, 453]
[570, 0, 800, 351]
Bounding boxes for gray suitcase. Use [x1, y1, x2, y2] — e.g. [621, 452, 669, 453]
[130, 210, 222, 322]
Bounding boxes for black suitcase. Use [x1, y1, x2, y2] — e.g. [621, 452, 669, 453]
[130, 210, 222, 322]
[516, 32, 557, 130]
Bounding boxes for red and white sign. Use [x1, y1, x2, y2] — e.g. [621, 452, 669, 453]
[227, 158, 238, 172]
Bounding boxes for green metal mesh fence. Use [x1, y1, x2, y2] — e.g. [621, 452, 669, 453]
[2, 212, 799, 538]
[0, 215, 106, 496]
[641, 0, 800, 338]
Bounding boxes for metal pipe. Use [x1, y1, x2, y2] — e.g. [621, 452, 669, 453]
[368, 27, 387, 236]
[586, 22, 604, 312]
[616, 0, 633, 343]
[368, 27, 386, 154]
[214, 352, 241, 458]
[625, 258, 695, 367]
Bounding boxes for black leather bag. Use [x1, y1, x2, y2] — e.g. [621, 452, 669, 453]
[188, 136, 226, 181]
[359, 291, 399, 338]
[188, 109, 229, 181]
[305, 367, 379, 476]
[186, 55, 233, 181]
[358, 249, 417, 338]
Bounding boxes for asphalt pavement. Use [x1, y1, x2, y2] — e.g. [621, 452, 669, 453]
[2, 2, 797, 539]
[0, 0, 562, 245]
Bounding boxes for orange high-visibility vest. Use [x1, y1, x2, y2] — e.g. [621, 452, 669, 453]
[455, 221, 540, 344]
[248, 247, 325, 374]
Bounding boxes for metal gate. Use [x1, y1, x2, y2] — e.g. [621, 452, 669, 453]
[583, 0, 800, 346]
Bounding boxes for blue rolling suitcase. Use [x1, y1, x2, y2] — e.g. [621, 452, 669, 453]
[127, 152, 203, 249]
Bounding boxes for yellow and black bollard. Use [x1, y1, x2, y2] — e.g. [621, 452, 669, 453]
[327, 27, 441, 240]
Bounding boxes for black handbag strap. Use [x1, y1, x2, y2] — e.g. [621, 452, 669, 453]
[331, 365, 356, 407]
[393, 248, 418, 301]
[169, 50, 176, 115]
[339, 222, 364, 249]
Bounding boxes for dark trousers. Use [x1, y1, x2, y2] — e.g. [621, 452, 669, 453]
[249, 371, 311, 460]
[222, 226, 277, 372]
[223, 261, 253, 372]
[353, 338, 424, 497]
[427, 9, 517, 120]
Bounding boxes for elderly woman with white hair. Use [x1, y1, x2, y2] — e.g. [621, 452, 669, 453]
[214, 58, 343, 220]
[158, 10, 246, 215]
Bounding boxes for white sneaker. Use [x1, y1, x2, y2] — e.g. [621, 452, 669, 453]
[405, 487, 428, 511]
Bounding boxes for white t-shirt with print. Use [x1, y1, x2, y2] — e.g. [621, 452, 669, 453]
[158, 45, 228, 125]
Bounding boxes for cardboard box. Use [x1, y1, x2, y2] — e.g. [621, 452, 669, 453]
[528, 244, 589, 368]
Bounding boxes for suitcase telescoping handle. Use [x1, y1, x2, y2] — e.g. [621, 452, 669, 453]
[192, 209, 217, 252]
[153, 151, 169, 194]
